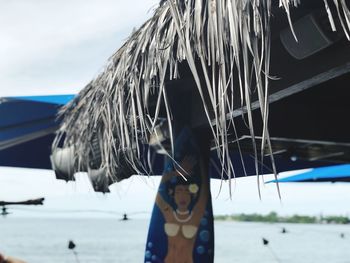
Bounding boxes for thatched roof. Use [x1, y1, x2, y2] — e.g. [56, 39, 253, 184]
[52, 0, 350, 192]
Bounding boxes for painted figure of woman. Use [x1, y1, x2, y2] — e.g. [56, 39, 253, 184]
[155, 155, 209, 263]
[145, 128, 214, 263]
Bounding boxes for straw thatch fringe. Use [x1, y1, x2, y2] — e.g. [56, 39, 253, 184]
[53, 0, 350, 192]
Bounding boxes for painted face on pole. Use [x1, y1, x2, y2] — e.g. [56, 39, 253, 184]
[145, 128, 214, 263]
[174, 184, 191, 211]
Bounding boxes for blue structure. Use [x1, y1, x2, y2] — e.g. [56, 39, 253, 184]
[0, 95, 74, 169]
[267, 164, 350, 183]
[0, 94, 344, 180]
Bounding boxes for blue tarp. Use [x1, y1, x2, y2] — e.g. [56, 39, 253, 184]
[0, 95, 73, 143]
[267, 164, 350, 183]
[0, 95, 74, 169]
[0, 94, 337, 178]
[13, 95, 74, 105]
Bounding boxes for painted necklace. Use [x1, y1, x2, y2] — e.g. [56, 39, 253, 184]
[176, 209, 190, 215]
[173, 210, 193, 223]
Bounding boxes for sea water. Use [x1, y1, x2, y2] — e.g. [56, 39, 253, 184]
[0, 218, 349, 263]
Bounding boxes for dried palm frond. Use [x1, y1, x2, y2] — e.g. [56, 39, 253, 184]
[52, 0, 350, 193]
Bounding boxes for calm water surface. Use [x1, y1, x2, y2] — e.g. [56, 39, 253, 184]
[0, 218, 349, 262]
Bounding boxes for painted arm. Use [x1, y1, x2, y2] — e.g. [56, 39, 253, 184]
[155, 170, 176, 219]
[192, 158, 209, 223]
[155, 190, 172, 216]
[155, 156, 196, 218]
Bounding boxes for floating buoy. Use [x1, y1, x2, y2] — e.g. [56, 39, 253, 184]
[68, 240, 80, 263]
[68, 240, 76, 250]
[122, 213, 129, 221]
[262, 238, 269, 246]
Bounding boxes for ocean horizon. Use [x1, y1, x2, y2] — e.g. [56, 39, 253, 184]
[1, 218, 349, 263]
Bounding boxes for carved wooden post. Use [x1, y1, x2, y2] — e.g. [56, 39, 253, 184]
[145, 127, 214, 263]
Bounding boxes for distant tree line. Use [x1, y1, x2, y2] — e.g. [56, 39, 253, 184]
[215, 212, 350, 224]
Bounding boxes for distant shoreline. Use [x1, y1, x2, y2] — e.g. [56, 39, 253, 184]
[215, 212, 350, 224]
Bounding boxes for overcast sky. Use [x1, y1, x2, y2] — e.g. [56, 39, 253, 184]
[0, 0, 349, 218]
[0, 0, 158, 96]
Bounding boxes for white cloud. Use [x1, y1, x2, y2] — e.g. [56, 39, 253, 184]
[0, 0, 159, 96]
